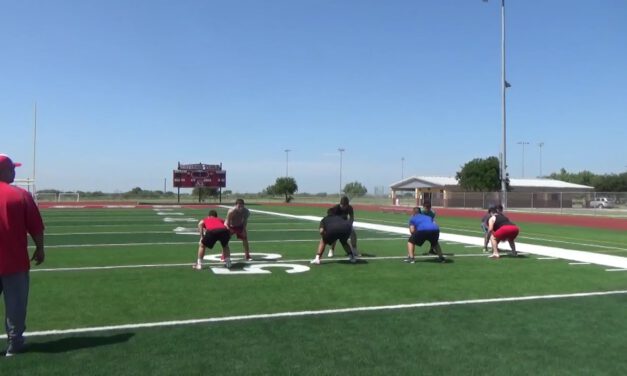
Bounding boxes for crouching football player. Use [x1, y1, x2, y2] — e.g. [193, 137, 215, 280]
[311, 208, 357, 265]
[194, 210, 232, 269]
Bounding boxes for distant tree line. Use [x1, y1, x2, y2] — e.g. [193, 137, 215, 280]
[456, 157, 627, 192]
[548, 169, 627, 191]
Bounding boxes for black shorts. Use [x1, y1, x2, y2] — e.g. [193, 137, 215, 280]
[409, 230, 439, 247]
[322, 230, 350, 246]
[201, 228, 230, 249]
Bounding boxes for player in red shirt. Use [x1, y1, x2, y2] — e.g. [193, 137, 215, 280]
[0, 154, 45, 356]
[487, 204, 520, 259]
[194, 209, 232, 270]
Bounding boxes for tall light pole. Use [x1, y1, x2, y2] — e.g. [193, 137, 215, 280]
[484, 0, 510, 207]
[32, 102, 37, 195]
[538, 142, 545, 177]
[284, 149, 291, 177]
[338, 148, 345, 195]
[517, 141, 529, 177]
[401, 157, 405, 179]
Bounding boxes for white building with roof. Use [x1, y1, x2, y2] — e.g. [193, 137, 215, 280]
[389, 176, 594, 208]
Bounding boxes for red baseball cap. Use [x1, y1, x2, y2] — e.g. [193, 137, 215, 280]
[0, 154, 22, 172]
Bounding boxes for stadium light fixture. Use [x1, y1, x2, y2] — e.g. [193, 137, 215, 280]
[538, 142, 545, 177]
[401, 157, 405, 179]
[517, 141, 530, 177]
[284, 149, 291, 177]
[484, 0, 509, 207]
[338, 148, 345, 195]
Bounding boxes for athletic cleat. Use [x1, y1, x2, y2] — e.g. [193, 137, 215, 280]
[403, 257, 415, 264]
[225, 258, 232, 269]
[489, 254, 500, 259]
[327, 249, 334, 258]
[244, 254, 253, 261]
[437, 256, 446, 263]
[192, 263, 202, 270]
[349, 255, 357, 264]
[511, 251, 519, 257]
[5, 341, 25, 357]
[310, 258, 320, 265]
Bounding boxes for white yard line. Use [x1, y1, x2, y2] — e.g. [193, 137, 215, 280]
[30, 254, 492, 273]
[246, 208, 627, 270]
[42, 237, 407, 249]
[440, 225, 627, 252]
[5, 289, 626, 339]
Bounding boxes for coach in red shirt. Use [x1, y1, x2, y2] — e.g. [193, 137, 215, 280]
[0, 154, 45, 356]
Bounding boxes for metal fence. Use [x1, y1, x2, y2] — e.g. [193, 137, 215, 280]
[393, 191, 627, 211]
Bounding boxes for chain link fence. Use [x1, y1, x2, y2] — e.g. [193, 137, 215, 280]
[390, 191, 627, 216]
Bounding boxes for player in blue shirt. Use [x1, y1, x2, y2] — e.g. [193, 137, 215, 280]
[405, 207, 445, 264]
[421, 201, 437, 255]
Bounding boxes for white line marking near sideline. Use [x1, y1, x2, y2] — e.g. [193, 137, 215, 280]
[241, 208, 627, 270]
[47, 231, 176, 236]
[538, 257, 559, 260]
[5, 289, 626, 339]
[43, 237, 407, 249]
[606, 269, 627, 272]
[569, 262, 591, 265]
[441, 225, 627, 253]
[30, 254, 490, 273]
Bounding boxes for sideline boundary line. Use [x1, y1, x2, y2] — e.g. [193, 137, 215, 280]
[6, 290, 626, 339]
[242, 208, 627, 269]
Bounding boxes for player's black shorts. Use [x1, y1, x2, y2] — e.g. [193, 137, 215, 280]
[322, 230, 350, 246]
[409, 230, 440, 247]
[201, 228, 230, 249]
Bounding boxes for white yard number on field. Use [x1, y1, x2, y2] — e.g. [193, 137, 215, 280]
[211, 263, 310, 275]
[206, 252, 310, 275]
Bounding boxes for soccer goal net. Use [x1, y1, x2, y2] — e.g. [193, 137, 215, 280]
[13, 178, 36, 195]
[35, 192, 58, 202]
[58, 192, 80, 202]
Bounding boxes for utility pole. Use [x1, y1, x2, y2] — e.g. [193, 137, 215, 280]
[338, 148, 345, 195]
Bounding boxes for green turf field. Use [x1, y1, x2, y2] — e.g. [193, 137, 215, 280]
[1, 205, 626, 375]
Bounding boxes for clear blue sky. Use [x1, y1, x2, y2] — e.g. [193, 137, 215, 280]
[1, 0, 626, 194]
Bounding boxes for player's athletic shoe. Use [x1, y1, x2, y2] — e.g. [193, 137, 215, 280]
[5, 340, 25, 357]
[327, 249, 334, 258]
[192, 263, 202, 270]
[310, 257, 320, 265]
[437, 256, 446, 263]
[244, 253, 253, 261]
[225, 258, 232, 269]
[489, 254, 500, 259]
[403, 257, 415, 264]
[349, 254, 357, 264]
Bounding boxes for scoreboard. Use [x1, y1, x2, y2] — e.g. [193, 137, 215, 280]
[173, 163, 226, 188]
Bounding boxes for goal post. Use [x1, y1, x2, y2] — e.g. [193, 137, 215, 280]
[58, 192, 80, 202]
[13, 177, 37, 198]
[35, 192, 58, 202]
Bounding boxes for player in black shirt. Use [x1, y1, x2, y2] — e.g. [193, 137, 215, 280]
[327, 196, 359, 257]
[311, 208, 357, 265]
